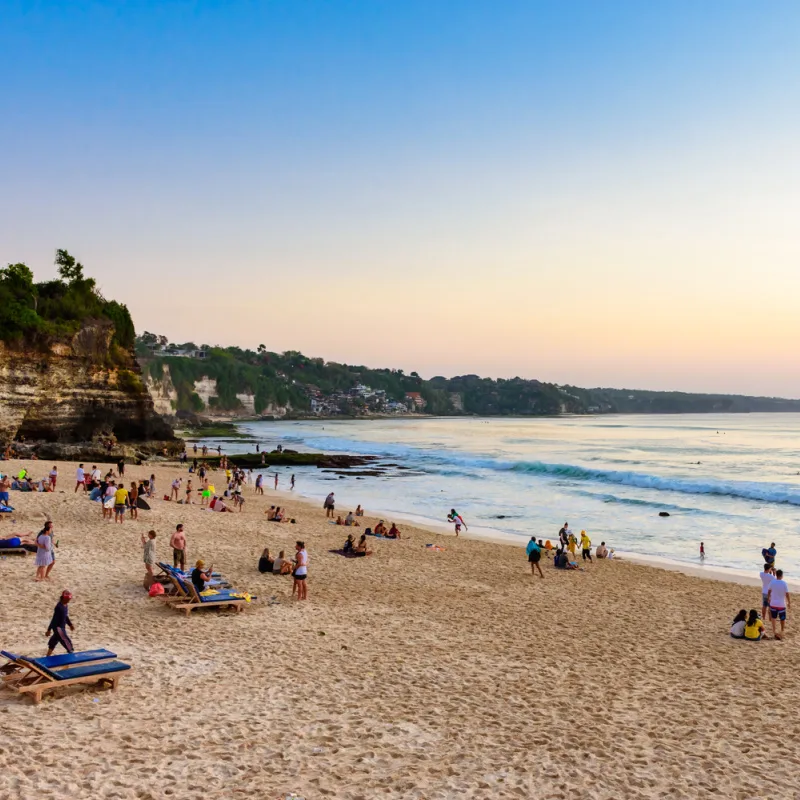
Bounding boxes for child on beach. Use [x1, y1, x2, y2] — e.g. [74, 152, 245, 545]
[700, 542, 705, 559]
[141, 530, 157, 577]
[730, 609, 747, 639]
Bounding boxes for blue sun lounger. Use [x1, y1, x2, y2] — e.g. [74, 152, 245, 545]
[1, 648, 117, 677]
[0, 649, 131, 704]
[167, 572, 254, 616]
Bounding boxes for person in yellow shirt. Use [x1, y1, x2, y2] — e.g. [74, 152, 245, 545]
[744, 609, 765, 641]
[114, 484, 129, 525]
[567, 533, 578, 560]
[580, 531, 593, 562]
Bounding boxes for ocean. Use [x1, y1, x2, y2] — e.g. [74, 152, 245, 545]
[204, 414, 800, 575]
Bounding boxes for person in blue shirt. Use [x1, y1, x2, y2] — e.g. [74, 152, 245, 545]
[46, 590, 75, 655]
[762, 543, 777, 568]
[526, 536, 543, 579]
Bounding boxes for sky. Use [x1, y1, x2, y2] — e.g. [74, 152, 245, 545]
[2, 1, 800, 396]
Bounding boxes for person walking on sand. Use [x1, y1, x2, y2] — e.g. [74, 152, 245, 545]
[527, 536, 544, 579]
[48, 465, 58, 490]
[293, 540, 308, 600]
[142, 530, 157, 578]
[46, 590, 75, 655]
[170, 524, 187, 570]
[34, 522, 55, 581]
[580, 530, 593, 562]
[767, 569, 791, 640]
[274, 472, 279, 491]
[760, 563, 775, 622]
[75, 463, 85, 492]
[171, 477, 181, 501]
[324, 492, 335, 518]
[255, 474, 264, 495]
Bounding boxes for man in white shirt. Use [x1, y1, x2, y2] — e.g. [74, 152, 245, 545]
[75, 464, 85, 493]
[767, 569, 791, 640]
[760, 563, 775, 622]
[90, 465, 101, 483]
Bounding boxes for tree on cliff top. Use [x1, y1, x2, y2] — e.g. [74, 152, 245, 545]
[0, 250, 135, 350]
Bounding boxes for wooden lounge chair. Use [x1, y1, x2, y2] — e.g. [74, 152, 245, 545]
[1, 648, 117, 685]
[169, 573, 248, 616]
[1, 652, 132, 704]
[0, 547, 28, 556]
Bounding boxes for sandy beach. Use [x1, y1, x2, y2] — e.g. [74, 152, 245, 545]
[2, 458, 799, 800]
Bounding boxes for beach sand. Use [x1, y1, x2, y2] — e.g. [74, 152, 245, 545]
[1, 458, 799, 799]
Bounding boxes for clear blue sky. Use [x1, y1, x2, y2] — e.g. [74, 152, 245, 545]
[3, 1, 800, 394]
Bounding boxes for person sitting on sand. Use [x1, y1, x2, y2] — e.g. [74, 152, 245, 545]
[744, 609, 766, 641]
[385, 523, 401, 539]
[258, 547, 274, 574]
[354, 534, 373, 556]
[374, 520, 387, 536]
[265, 505, 277, 520]
[730, 609, 747, 639]
[335, 515, 344, 526]
[191, 560, 214, 594]
[272, 550, 293, 575]
[596, 542, 609, 559]
[554, 547, 578, 570]
[355, 505, 364, 517]
[344, 511, 356, 526]
[274, 507, 287, 522]
[342, 534, 355, 554]
[208, 495, 233, 513]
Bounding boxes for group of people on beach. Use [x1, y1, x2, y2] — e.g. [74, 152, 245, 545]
[526, 522, 612, 578]
[256, 541, 309, 599]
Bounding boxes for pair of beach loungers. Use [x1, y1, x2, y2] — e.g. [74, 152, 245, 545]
[0, 648, 132, 704]
[156, 563, 255, 615]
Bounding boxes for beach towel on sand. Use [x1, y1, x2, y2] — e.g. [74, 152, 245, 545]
[329, 549, 361, 558]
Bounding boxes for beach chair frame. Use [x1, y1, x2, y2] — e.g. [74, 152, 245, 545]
[7, 658, 132, 704]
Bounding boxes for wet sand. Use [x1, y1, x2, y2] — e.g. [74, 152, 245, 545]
[1, 458, 799, 799]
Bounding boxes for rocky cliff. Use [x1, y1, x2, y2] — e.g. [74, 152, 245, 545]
[0, 320, 175, 446]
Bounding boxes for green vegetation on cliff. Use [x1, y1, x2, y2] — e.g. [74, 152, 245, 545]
[139, 336, 800, 417]
[0, 250, 135, 352]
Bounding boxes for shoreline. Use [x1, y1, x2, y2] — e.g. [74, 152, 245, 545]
[273, 480, 799, 592]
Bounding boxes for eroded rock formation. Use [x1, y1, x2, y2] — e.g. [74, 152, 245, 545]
[0, 320, 175, 445]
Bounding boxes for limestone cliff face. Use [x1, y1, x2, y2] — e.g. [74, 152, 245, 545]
[143, 369, 289, 418]
[0, 321, 175, 445]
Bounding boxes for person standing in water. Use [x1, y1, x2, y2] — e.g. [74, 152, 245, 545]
[700, 542, 705, 560]
[274, 472, 279, 491]
[290, 474, 295, 491]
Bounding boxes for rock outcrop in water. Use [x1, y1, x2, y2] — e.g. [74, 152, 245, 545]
[0, 320, 175, 447]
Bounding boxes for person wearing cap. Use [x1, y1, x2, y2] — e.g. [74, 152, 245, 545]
[46, 590, 75, 655]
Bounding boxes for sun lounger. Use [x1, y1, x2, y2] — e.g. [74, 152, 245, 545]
[0, 650, 131, 703]
[1, 648, 117, 683]
[0, 547, 28, 556]
[169, 573, 251, 616]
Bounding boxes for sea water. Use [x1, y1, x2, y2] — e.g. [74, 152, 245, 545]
[205, 414, 800, 575]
